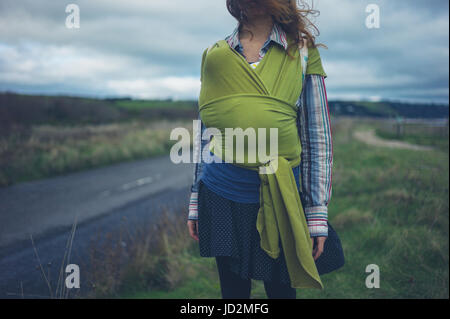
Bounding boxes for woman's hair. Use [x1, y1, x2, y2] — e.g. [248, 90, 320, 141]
[226, 0, 325, 58]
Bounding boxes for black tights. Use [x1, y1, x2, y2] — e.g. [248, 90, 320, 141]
[215, 256, 296, 299]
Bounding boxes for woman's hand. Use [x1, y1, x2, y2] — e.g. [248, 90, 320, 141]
[187, 220, 199, 241]
[311, 236, 327, 260]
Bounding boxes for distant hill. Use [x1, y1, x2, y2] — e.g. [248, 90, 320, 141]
[0, 92, 448, 134]
[328, 100, 449, 119]
[0, 92, 197, 135]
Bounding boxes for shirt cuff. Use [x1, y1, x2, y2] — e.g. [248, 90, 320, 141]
[188, 192, 199, 220]
[305, 205, 328, 237]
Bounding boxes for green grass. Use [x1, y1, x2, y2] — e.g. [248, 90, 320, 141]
[0, 119, 193, 187]
[120, 249, 223, 299]
[375, 125, 449, 152]
[291, 131, 448, 298]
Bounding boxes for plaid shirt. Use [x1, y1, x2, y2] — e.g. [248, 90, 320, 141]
[189, 22, 333, 237]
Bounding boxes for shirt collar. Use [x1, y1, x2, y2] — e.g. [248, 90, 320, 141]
[225, 21, 289, 51]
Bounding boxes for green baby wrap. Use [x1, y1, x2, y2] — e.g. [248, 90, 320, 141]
[198, 38, 323, 289]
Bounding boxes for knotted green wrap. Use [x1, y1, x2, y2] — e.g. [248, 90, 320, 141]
[198, 38, 323, 289]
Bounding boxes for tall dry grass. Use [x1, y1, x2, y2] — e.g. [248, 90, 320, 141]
[85, 206, 201, 298]
[0, 119, 194, 187]
[6, 217, 81, 299]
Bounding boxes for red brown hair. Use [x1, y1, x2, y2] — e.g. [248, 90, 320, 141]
[226, 0, 325, 59]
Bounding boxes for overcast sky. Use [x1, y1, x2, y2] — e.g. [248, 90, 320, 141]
[0, 0, 448, 103]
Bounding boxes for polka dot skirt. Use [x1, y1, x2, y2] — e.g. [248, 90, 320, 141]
[198, 179, 292, 286]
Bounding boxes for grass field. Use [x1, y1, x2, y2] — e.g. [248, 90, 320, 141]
[375, 124, 449, 152]
[0, 119, 193, 187]
[99, 117, 449, 299]
[112, 99, 197, 111]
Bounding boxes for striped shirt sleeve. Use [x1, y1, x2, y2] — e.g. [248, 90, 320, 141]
[188, 114, 208, 220]
[297, 74, 333, 237]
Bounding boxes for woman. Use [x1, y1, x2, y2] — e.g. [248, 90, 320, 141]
[187, 0, 333, 299]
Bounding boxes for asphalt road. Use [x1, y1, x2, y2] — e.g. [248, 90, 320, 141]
[0, 154, 194, 298]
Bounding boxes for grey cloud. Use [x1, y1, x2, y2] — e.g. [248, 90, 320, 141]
[0, 0, 448, 103]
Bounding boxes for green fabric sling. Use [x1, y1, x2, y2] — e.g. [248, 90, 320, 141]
[198, 38, 323, 289]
